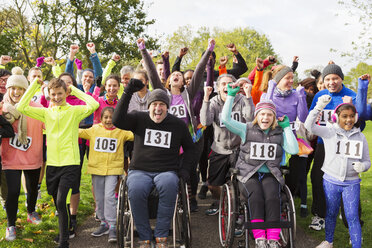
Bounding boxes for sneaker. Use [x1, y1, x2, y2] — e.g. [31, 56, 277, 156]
[5, 226, 16, 241]
[91, 223, 109, 237]
[234, 227, 243, 237]
[55, 210, 59, 216]
[300, 207, 308, 218]
[255, 238, 267, 248]
[155, 237, 168, 248]
[190, 198, 198, 212]
[27, 212, 42, 224]
[69, 219, 77, 239]
[315, 241, 333, 248]
[108, 227, 117, 243]
[205, 201, 219, 216]
[198, 185, 208, 199]
[309, 216, 325, 231]
[267, 239, 281, 248]
[139, 240, 152, 248]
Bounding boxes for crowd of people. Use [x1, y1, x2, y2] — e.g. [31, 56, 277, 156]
[0, 36, 370, 248]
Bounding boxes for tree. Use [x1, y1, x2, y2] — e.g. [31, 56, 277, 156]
[335, 0, 372, 61]
[164, 26, 278, 75]
[343, 62, 372, 98]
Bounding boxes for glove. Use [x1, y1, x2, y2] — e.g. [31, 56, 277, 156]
[124, 78, 145, 95]
[95, 76, 102, 88]
[352, 162, 365, 173]
[36, 57, 45, 68]
[227, 84, 240, 97]
[178, 168, 190, 182]
[278, 115, 290, 129]
[75, 58, 83, 70]
[315, 95, 331, 111]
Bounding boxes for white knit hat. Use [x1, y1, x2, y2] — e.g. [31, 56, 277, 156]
[6, 67, 29, 90]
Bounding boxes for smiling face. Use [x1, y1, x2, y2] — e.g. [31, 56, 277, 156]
[0, 74, 10, 94]
[49, 87, 67, 106]
[184, 71, 194, 87]
[60, 75, 73, 87]
[337, 108, 356, 131]
[28, 68, 43, 83]
[324, 74, 342, 93]
[277, 72, 294, 91]
[101, 110, 114, 129]
[149, 100, 168, 123]
[170, 71, 184, 89]
[218, 76, 234, 102]
[156, 64, 164, 79]
[8, 86, 25, 103]
[82, 70, 94, 88]
[105, 78, 119, 99]
[121, 73, 131, 87]
[257, 109, 275, 130]
[317, 78, 325, 91]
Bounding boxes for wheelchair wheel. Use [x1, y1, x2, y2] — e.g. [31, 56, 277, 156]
[218, 182, 236, 248]
[117, 176, 132, 248]
[280, 185, 296, 248]
[175, 178, 192, 248]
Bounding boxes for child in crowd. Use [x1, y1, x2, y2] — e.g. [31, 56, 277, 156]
[305, 95, 370, 248]
[78, 107, 133, 243]
[1, 67, 44, 241]
[221, 83, 298, 248]
[17, 77, 99, 248]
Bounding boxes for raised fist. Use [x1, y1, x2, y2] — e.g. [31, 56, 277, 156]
[0, 55, 12, 65]
[219, 56, 228, 67]
[226, 43, 237, 54]
[112, 54, 121, 62]
[70, 44, 80, 55]
[86, 42, 96, 54]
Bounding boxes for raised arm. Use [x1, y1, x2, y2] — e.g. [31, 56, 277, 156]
[356, 74, 370, 120]
[162, 51, 170, 81]
[221, 85, 247, 141]
[102, 54, 120, 85]
[87, 42, 103, 78]
[65, 44, 79, 77]
[295, 85, 309, 122]
[304, 95, 333, 138]
[225, 43, 248, 78]
[200, 86, 215, 126]
[70, 85, 99, 121]
[172, 47, 188, 72]
[44, 57, 62, 78]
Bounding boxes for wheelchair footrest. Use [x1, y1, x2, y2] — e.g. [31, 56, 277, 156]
[244, 221, 293, 229]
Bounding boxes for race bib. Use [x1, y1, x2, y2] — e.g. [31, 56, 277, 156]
[169, 104, 187, 118]
[94, 137, 118, 153]
[318, 110, 333, 125]
[249, 142, 277, 160]
[219, 111, 241, 127]
[335, 140, 363, 159]
[289, 122, 299, 131]
[9, 134, 32, 151]
[144, 129, 172, 148]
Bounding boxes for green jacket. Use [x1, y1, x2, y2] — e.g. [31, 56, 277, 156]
[17, 80, 99, 166]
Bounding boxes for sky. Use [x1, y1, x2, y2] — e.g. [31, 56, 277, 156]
[142, 0, 370, 78]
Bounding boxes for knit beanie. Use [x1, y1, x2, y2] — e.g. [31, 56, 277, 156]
[6, 67, 29, 90]
[236, 77, 251, 85]
[147, 89, 170, 108]
[322, 64, 344, 81]
[254, 100, 276, 117]
[273, 66, 293, 83]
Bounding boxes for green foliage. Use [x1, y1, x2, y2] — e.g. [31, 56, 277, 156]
[343, 62, 372, 98]
[165, 26, 278, 75]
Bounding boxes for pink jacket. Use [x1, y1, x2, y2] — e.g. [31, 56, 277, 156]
[2, 101, 44, 170]
[88, 87, 118, 124]
[40, 95, 86, 108]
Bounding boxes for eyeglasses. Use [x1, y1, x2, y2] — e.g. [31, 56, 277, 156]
[0, 77, 9, 83]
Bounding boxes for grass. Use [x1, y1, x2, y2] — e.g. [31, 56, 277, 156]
[0, 161, 95, 248]
[295, 121, 372, 248]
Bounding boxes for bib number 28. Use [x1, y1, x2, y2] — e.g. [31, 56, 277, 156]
[144, 129, 172, 148]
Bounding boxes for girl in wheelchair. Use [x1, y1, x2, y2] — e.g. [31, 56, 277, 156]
[221, 83, 298, 248]
[305, 95, 370, 248]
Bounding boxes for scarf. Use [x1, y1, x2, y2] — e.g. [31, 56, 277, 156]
[274, 87, 293, 97]
[2, 92, 28, 145]
[105, 94, 118, 105]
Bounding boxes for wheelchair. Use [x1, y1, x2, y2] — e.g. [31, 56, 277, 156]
[218, 168, 296, 248]
[116, 175, 192, 248]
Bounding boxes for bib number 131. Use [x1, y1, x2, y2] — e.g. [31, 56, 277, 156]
[250, 142, 277, 160]
[144, 129, 172, 148]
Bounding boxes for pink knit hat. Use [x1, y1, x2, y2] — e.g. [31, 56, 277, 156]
[254, 100, 276, 117]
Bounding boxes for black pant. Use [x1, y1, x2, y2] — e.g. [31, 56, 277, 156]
[46, 165, 79, 248]
[4, 168, 41, 226]
[310, 143, 326, 218]
[239, 173, 281, 221]
[190, 137, 204, 196]
[286, 155, 307, 205]
[198, 125, 213, 182]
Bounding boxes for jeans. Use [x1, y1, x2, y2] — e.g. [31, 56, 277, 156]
[127, 170, 179, 241]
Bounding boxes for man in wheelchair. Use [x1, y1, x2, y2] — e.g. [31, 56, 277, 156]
[113, 79, 195, 248]
[221, 83, 299, 248]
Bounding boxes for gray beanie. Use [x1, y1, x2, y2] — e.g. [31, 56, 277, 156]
[322, 64, 344, 81]
[273, 66, 293, 83]
[147, 89, 170, 108]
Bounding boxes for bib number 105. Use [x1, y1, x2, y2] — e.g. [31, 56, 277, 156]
[144, 129, 172, 148]
[249, 142, 277, 160]
[94, 137, 118, 153]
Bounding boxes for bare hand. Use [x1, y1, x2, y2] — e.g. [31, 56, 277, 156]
[219, 56, 228, 67]
[360, 74, 371, 82]
[70, 44, 79, 55]
[0, 55, 12, 65]
[82, 81, 91, 93]
[328, 60, 335, 65]
[44, 57, 56, 66]
[293, 56, 299, 62]
[179, 47, 188, 57]
[278, 116, 285, 122]
[243, 82, 252, 97]
[86, 42, 96, 54]
[256, 57, 263, 70]
[226, 43, 238, 54]
[204, 86, 213, 101]
[162, 51, 169, 59]
[267, 55, 276, 64]
[112, 54, 121, 62]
